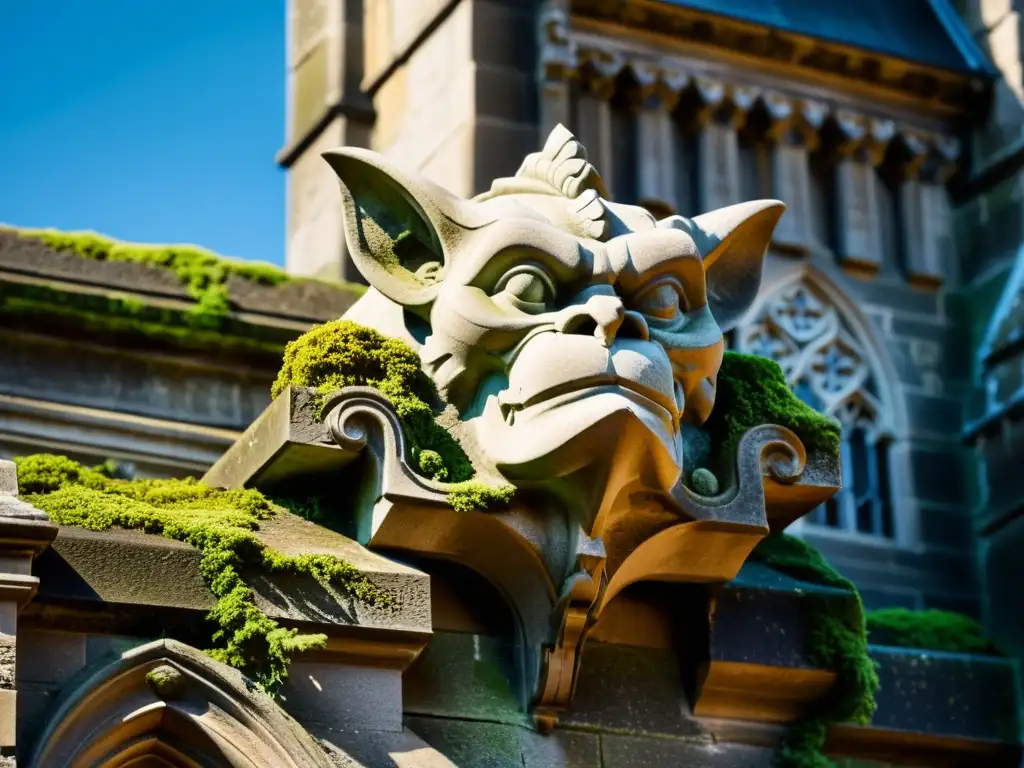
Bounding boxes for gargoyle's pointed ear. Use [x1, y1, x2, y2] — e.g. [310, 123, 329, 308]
[321, 147, 469, 310]
[661, 200, 785, 331]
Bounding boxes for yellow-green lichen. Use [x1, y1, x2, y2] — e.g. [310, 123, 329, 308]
[705, 352, 841, 466]
[749, 533, 879, 768]
[271, 320, 516, 510]
[15, 453, 390, 691]
[866, 608, 996, 655]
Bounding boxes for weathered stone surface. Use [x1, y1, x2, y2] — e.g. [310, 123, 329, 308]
[314, 725, 458, 767]
[16, 630, 85, 686]
[280, 662, 403, 732]
[0, 636, 12, 690]
[562, 641, 704, 737]
[870, 648, 1020, 743]
[32, 514, 432, 636]
[600, 735, 773, 768]
[402, 631, 525, 726]
[0, 465, 15, 497]
[201, 386, 345, 492]
[404, 717, 525, 768]
[0, 330, 272, 430]
[714, 562, 845, 669]
[0, 230, 361, 323]
[404, 717, 600, 768]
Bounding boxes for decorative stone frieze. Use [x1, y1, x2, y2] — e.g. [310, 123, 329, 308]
[558, 38, 963, 226]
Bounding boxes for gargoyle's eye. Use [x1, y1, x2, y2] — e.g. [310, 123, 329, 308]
[494, 266, 556, 310]
[633, 279, 684, 322]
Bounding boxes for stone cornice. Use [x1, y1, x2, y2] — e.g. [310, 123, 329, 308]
[569, 0, 990, 116]
[547, 29, 964, 176]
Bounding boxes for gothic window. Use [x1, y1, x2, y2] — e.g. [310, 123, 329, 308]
[736, 277, 896, 540]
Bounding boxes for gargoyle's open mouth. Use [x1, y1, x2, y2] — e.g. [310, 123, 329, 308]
[497, 375, 679, 428]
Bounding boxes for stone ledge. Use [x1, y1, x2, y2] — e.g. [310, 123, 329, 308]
[202, 386, 348, 492]
[693, 561, 1022, 761]
[0, 231, 363, 326]
[29, 513, 432, 669]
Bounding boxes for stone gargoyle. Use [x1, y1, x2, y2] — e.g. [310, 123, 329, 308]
[207, 125, 841, 727]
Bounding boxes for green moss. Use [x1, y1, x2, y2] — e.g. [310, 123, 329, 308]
[749, 533, 879, 768]
[1, 226, 365, 355]
[705, 352, 841, 466]
[15, 453, 390, 691]
[0, 282, 292, 357]
[446, 482, 517, 513]
[866, 608, 996, 655]
[271, 320, 516, 510]
[9, 227, 289, 319]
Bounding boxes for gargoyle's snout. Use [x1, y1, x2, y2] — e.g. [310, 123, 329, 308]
[552, 294, 650, 348]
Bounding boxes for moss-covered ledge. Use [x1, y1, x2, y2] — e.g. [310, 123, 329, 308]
[0, 226, 366, 357]
[17, 455, 431, 691]
[696, 551, 1021, 767]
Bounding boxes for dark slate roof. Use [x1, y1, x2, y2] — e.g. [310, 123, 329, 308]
[661, 0, 996, 76]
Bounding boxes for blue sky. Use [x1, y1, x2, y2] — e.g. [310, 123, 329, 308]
[0, 1, 287, 265]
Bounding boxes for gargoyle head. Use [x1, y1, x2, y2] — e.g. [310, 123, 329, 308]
[324, 126, 783, 500]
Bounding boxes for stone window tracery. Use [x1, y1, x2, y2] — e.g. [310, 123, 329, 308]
[736, 278, 896, 539]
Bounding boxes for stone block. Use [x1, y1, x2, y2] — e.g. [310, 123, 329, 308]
[16, 630, 86, 686]
[0, 332, 271, 431]
[33, 515, 431, 638]
[472, 121, 542, 195]
[402, 716, 601, 768]
[600, 735, 774, 768]
[402, 631, 525, 726]
[410, 119, 474, 198]
[917, 505, 974, 550]
[85, 633, 149, 664]
[562, 641, 704, 737]
[0, 465, 15, 497]
[474, 65, 538, 125]
[906, 447, 968, 505]
[279, 661, 403, 732]
[201, 386, 347, 492]
[15, 681, 59, 748]
[0, 689, 15, 748]
[835, 276, 941, 318]
[870, 648, 1020, 743]
[470, 0, 536, 69]
[313, 724, 459, 767]
[521, 729, 601, 768]
[903, 393, 968, 437]
[404, 717, 524, 768]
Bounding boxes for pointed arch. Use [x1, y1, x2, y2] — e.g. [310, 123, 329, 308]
[733, 261, 909, 543]
[27, 639, 334, 768]
[735, 260, 904, 436]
